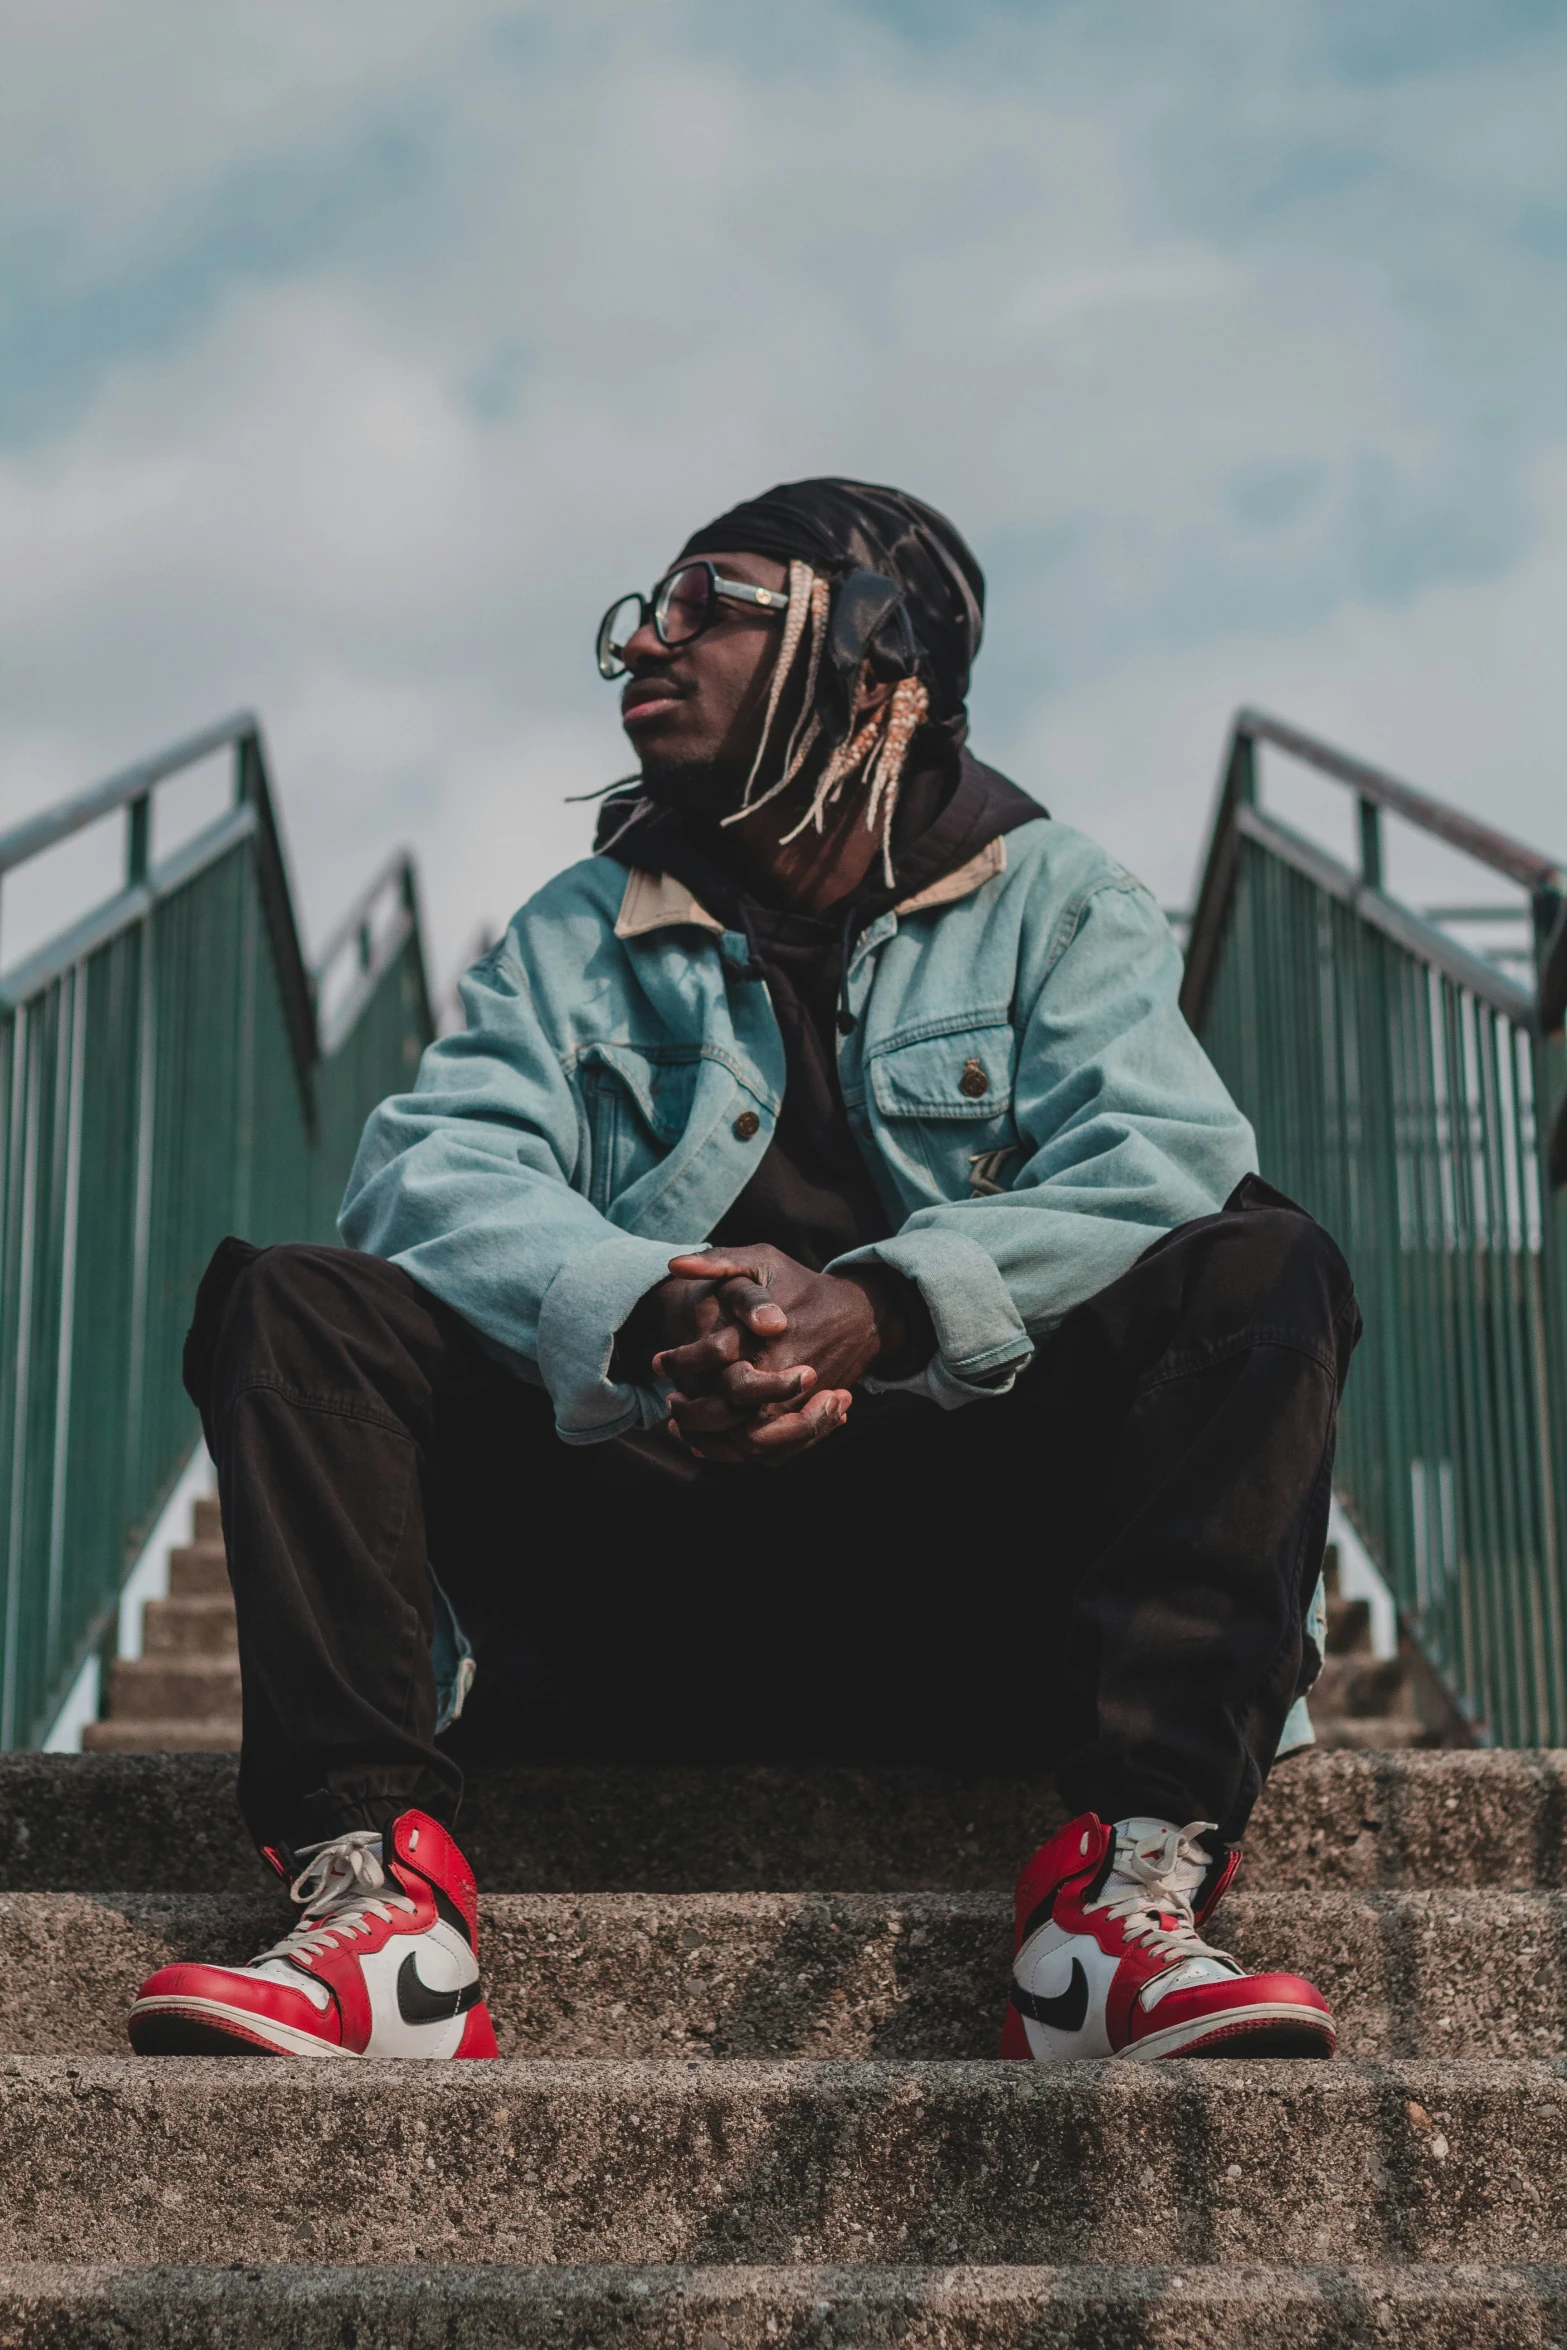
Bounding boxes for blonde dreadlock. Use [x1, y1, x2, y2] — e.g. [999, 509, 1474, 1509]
[721, 564, 930, 887]
[726, 560, 817, 816]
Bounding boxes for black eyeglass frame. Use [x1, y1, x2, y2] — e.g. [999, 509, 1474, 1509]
[595, 561, 791, 680]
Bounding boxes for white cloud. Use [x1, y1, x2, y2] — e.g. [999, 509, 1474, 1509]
[1006, 449, 1567, 915]
[0, 0, 1561, 986]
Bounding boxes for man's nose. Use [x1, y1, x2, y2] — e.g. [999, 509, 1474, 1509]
[623, 613, 670, 670]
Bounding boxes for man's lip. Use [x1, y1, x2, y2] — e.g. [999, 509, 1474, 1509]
[621, 683, 683, 723]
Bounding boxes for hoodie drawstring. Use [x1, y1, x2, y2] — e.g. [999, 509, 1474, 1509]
[722, 898, 766, 985]
[836, 901, 860, 1036]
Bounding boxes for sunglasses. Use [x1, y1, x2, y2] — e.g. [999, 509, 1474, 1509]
[596, 561, 791, 680]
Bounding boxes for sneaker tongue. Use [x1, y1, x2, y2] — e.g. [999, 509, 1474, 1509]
[296, 1833, 386, 1921]
[1116, 1817, 1210, 1896]
[1119, 1816, 1182, 1848]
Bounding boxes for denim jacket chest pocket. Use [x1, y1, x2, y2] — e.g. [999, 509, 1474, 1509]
[572, 1043, 702, 1213]
[865, 1013, 1018, 1202]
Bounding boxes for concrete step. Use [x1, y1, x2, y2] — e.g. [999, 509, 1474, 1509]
[0, 2261, 1561, 2350]
[79, 1719, 242, 1756]
[164, 1543, 230, 1600]
[191, 1497, 222, 1545]
[0, 1888, 1561, 2063]
[1324, 1594, 1372, 1656]
[101, 1659, 241, 1722]
[3, 1749, 1564, 1895]
[140, 1598, 238, 1661]
[1311, 1719, 1441, 1753]
[1313, 1656, 1415, 1721]
[0, 2056, 1557, 2265]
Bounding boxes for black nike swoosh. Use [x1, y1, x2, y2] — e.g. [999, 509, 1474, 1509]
[396, 1951, 484, 2026]
[1011, 1956, 1089, 2033]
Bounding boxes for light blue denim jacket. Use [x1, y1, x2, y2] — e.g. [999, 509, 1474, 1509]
[340, 814, 1257, 1442]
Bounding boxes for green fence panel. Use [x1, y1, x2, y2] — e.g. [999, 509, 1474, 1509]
[0, 718, 432, 1748]
[1184, 712, 1567, 1743]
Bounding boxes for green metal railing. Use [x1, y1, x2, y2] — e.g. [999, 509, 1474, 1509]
[0, 716, 432, 1748]
[1184, 711, 1567, 1743]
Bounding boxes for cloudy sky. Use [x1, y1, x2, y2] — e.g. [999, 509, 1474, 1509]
[2, 0, 1562, 984]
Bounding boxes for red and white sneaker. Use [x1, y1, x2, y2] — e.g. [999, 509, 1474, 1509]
[1000, 1812, 1335, 2062]
[128, 1810, 499, 2059]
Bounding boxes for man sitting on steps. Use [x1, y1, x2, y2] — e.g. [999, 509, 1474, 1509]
[130, 477, 1360, 2065]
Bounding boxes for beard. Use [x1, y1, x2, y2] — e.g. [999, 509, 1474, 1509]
[634, 748, 747, 818]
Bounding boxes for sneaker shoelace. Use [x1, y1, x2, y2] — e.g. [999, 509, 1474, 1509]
[251, 1830, 417, 1969]
[1082, 1819, 1239, 1972]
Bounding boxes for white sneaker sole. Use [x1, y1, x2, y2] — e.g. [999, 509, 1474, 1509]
[1119, 2000, 1336, 2061]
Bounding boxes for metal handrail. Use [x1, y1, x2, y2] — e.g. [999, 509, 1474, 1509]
[1184, 710, 1566, 1037]
[1182, 708, 1567, 1744]
[0, 719, 435, 1747]
[0, 711, 258, 882]
[0, 715, 331, 1102]
[1233, 804, 1537, 1026]
[315, 857, 432, 1061]
[0, 805, 254, 1013]
[313, 848, 420, 982]
[1232, 710, 1563, 895]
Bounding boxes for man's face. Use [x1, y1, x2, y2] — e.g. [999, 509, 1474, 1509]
[618, 550, 790, 807]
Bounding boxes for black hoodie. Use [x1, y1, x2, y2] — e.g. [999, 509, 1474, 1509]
[595, 746, 1044, 1270]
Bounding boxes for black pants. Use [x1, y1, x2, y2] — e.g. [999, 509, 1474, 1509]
[183, 1178, 1359, 1859]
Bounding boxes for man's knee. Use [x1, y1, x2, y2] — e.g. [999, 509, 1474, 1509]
[223, 1241, 370, 1324]
[184, 1240, 399, 1418]
[1207, 1204, 1357, 1357]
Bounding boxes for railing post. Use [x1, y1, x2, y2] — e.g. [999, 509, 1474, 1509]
[1231, 727, 1257, 811]
[125, 794, 149, 887]
[1534, 885, 1567, 1589]
[1356, 794, 1406, 1632]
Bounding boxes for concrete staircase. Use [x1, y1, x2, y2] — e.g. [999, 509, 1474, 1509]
[1311, 1551, 1469, 1755]
[82, 1498, 241, 1756]
[78, 1511, 1467, 1764]
[0, 1743, 1562, 2344]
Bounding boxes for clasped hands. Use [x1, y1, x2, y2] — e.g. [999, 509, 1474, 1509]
[614, 1243, 933, 1467]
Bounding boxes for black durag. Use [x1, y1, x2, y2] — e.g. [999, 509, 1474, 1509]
[679, 476, 985, 746]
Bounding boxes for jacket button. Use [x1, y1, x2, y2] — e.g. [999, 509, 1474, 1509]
[959, 1059, 989, 1099]
[734, 1111, 761, 1140]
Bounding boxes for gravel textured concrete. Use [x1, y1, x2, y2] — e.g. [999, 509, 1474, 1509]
[0, 2057, 1559, 2267]
[3, 1889, 1566, 2062]
[0, 2263, 1562, 2350]
[77, 1719, 241, 1755]
[166, 1539, 229, 1597]
[6, 1750, 1567, 2336]
[140, 1598, 238, 1659]
[103, 1660, 241, 1720]
[4, 1750, 1566, 1894]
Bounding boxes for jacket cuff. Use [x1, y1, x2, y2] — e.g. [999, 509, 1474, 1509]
[831, 1228, 1034, 1410]
[536, 1235, 698, 1443]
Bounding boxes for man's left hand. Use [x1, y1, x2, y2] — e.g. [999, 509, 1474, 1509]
[651, 1244, 933, 1465]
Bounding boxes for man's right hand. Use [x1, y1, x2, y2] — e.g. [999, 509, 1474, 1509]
[614, 1244, 932, 1467]
[612, 1251, 856, 1466]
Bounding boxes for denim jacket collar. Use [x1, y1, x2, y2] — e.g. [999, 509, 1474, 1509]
[612, 835, 1008, 944]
